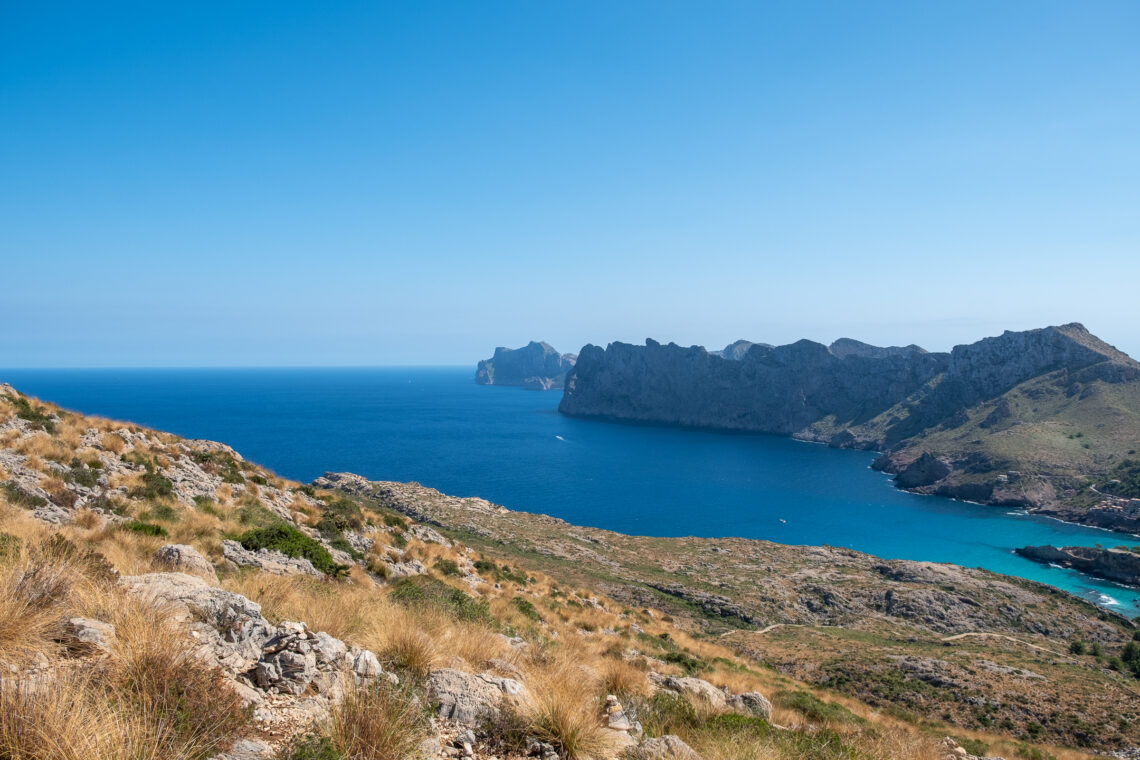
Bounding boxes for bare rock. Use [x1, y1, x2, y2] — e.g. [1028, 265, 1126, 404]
[426, 668, 530, 726]
[222, 539, 323, 578]
[155, 543, 218, 581]
[62, 617, 116, 654]
[727, 691, 772, 720]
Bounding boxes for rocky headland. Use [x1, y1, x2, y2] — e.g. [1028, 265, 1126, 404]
[558, 324, 1140, 531]
[476, 341, 577, 390]
[1016, 545, 1140, 588]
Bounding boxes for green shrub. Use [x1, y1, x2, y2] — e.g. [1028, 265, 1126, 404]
[433, 558, 462, 577]
[325, 499, 363, 529]
[130, 471, 173, 499]
[314, 516, 361, 560]
[235, 498, 280, 528]
[703, 712, 771, 734]
[634, 691, 700, 736]
[7, 395, 55, 433]
[774, 691, 862, 724]
[511, 596, 540, 621]
[237, 524, 345, 576]
[662, 650, 706, 675]
[138, 502, 179, 523]
[190, 450, 244, 484]
[389, 576, 492, 625]
[1, 481, 47, 510]
[1069, 640, 1086, 655]
[382, 512, 408, 529]
[65, 460, 99, 488]
[124, 520, 168, 538]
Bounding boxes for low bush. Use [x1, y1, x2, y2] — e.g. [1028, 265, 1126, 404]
[433, 557, 462, 577]
[662, 650, 707, 675]
[124, 520, 168, 538]
[7, 395, 55, 433]
[389, 576, 492, 625]
[1, 481, 47, 510]
[512, 596, 541, 621]
[237, 524, 344, 576]
[775, 690, 862, 724]
[130, 470, 174, 499]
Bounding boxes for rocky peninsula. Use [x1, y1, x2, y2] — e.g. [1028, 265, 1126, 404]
[475, 341, 576, 390]
[1016, 545, 1140, 588]
[559, 324, 1140, 530]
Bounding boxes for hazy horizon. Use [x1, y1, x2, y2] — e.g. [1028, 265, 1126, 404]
[4, 2, 1138, 367]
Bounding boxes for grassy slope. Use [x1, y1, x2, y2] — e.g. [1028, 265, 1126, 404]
[851, 368, 1140, 511]
[333, 478, 1140, 753]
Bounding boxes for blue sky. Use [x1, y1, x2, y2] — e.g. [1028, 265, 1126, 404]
[2, 1, 1138, 366]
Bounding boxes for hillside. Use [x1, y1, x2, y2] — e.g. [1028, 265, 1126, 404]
[558, 325, 1140, 529]
[2, 382, 1139, 760]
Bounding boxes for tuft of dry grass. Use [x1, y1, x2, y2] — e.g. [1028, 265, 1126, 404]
[380, 623, 438, 680]
[599, 657, 648, 698]
[523, 652, 613, 760]
[327, 681, 430, 760]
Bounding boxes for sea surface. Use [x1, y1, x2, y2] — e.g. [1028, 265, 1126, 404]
[5, 367, 1139, 616]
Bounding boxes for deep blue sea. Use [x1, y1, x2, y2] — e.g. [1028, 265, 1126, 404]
[4, 367, 1139, 617]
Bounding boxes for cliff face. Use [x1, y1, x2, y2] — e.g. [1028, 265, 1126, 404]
[559, 325, 1140, 520]
[475, 341, 576, 390]
[560, 337, 947, 436]
[1016, 545, 1140, 587]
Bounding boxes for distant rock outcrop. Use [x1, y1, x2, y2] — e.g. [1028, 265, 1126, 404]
[475, 341, 576, 390]
[1015, 545, 1140, 587]
[559, 324, 1140, 523]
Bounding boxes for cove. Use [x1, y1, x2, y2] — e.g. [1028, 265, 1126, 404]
[5, 366, 1138, 616]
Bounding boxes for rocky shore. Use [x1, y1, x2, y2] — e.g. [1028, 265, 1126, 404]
[1015, 545, 1140, 588]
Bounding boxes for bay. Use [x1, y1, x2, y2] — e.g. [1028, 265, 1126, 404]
[5, 366, 1138, 616]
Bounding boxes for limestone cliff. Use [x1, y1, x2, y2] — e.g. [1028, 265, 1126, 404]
[475, 341, 576, 390]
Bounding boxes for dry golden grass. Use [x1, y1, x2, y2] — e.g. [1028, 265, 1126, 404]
[101, 431, 126, 453]
[523, 651, 613, 760]
[380, 620, 439, 679]
[326, 681, 430, 760]
[15, 432, 71, 462]
[599, 657, 648, 698]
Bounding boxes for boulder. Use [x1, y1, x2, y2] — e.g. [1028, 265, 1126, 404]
[61, 617, 116, 654]
[727, 691, 772, 720]
[154, 543, 217, 581]
[660, 676, 728, 710]
[426, 668, 530, 726]
[222, 539, 323, 578]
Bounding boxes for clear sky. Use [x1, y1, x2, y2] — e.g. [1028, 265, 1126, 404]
[2, 1, 1138, 367]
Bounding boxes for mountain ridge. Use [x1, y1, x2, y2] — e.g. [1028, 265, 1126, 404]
[558, 324, 1140, 530]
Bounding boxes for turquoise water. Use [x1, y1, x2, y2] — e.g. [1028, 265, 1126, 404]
[4, 367, 1139, 616]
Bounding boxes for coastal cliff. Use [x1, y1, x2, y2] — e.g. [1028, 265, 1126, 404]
[1016, 545, 1140, 588]
[475, 341, 576, 390]
[559, 324, 1140, 526]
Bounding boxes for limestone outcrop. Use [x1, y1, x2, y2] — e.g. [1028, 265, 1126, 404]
[475, 341, 577, 390]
